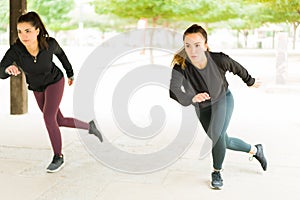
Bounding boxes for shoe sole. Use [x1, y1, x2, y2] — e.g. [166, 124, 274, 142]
[210, 183, 223, 190]
[95, 133, 103, 143]
[46, 162, 65, 173]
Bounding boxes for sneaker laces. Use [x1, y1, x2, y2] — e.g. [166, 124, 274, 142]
[212, 171, 222, 181]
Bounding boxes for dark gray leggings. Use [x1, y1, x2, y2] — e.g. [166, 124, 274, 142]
[198, 90, 251, 170]
[34, 77, 89, 155]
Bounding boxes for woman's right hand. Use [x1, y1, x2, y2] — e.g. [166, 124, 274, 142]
[192, 92, 211, 103]
[5, 65, 21, 76]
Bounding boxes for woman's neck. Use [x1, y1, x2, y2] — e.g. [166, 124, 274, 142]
[193, 56, 207, 70]
[26, 41, 39, 56]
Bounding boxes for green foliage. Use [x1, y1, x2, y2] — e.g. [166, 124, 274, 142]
[0, 0, 9, 32]
[91, 0, 256, 28]
[87, 14, 137, 32]
[92, 0, 189, 21]
[182, 0, 239, 23]
[28, 0, 76, 32]
[244, 0, 300, 48]
[245, 0, 300, 23]
[0, 0, 76, 33]
[1, 0, 299, 42]
[227, 1, 265, 30]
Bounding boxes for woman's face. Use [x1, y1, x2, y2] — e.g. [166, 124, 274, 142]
[184, 33, 208, 65]
[17, 22, 39, 47]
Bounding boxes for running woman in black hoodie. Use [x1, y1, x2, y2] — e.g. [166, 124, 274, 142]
[0, 12, 103, 173]
[169, 24, 267, 189]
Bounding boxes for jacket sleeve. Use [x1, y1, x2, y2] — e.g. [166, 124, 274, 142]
[51, 38, 74, 78]
[169, 65, 195, 106]
[0, 48, 18, 79]
[214, 52, 255, 86]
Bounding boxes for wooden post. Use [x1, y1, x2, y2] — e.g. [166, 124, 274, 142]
[275, 32, 288, 85]
[9, 0, 28, 114]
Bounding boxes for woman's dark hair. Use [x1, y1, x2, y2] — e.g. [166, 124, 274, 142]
[183, 24, 208, 44]
[172, 24, 209, 69]
[17, 11, 49, 49]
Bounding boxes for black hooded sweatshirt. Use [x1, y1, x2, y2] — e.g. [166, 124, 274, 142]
[169, 51, 255, 108]
[0, 37, 73, 92]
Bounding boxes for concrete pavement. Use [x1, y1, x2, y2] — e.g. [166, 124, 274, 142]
[0, 49, 300, 200]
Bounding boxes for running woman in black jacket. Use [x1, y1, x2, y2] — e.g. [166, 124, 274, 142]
[169, 24, 267, 189]
[0, 12, 103, 173]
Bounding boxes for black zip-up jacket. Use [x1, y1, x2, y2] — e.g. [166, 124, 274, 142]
[169, 51, 255, 107]
[0, 37, 73, 92]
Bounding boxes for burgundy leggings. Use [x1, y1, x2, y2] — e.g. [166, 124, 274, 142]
[33, 77, 89, 155]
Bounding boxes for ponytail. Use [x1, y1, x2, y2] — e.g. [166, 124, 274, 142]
[171, 47, 187, 69]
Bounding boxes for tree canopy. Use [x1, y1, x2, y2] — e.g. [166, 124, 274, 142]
[0, 0, 299, 48]
[92, 0, 246, 25]
[93, 0, 187, 20]
[245, 0, 300, 48]
[28, 0, 76, 32]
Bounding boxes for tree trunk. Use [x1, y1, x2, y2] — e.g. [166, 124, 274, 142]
[237, 30, 240, 48]
[149, 17, 159, 64]
[276, 32, 288, 84]
[272, 30, 275, 49]
[292, 22, 299, 50]
[10, 0, 28, 114]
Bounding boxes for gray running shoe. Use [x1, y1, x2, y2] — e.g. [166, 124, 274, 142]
[46, 154, 64, 173]
[89, 120, 103, 142]
[210, 171, 223, 189]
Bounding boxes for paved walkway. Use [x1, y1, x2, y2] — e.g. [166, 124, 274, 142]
[0, 49, 300, 200]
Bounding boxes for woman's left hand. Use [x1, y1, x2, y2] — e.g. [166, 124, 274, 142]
[68, 78, 74, 86]
[250, 78, 262, 88]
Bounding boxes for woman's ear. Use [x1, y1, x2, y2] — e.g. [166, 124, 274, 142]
[36, 28, 40, 36]
[204, 43, 209, 51]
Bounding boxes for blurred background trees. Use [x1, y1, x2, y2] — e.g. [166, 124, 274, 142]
[0, 0, 299, 49]
[28, 0, 76, 32]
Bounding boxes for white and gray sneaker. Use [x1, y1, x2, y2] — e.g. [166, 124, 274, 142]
[210, 171, 223, 189]
[46, 154, 64, 173]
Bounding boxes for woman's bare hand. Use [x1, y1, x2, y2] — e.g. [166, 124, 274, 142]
[5, 65, 21, 76]
[192, 92, 211, 103]
[250, 78, 262, 88]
